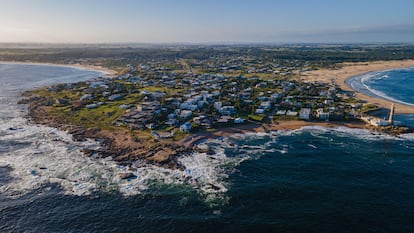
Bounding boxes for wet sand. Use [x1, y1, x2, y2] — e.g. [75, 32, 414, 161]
[302, 60, 414, 114]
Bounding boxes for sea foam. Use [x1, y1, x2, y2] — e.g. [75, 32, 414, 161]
[0, 116, 249, 201]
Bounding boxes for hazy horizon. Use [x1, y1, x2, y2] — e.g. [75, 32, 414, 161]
[1, 0, 414, 44]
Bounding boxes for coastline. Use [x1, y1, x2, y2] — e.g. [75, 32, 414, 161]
[17, 60, 414, 170]
[179, 120, 368, 147]
[302, 60, 414, 114]
[0, 60, 118, 77]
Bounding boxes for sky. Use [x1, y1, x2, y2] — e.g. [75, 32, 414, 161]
[1, 0, 414, 44]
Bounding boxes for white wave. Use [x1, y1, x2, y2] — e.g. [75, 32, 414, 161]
[2, 113, 413, 202]
[113, 147, 251, 201]
[296, 125, 414, 142]
[0, 121, 122, 197]
[370, 74, 390, 81]
[0, 98, 249, 203]
[399, 133, 414, 141]
[351, 70, 414, 107]
[361, 82, 414, 107]
[276, 148, 289, 154]
[0, 116, 251, 201]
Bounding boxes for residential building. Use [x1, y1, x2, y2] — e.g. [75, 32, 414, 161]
[180, 122, 192, 132]
[299, 108, 311, 120]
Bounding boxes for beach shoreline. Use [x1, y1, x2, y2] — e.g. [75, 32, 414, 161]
[183, 59, 414, 146]
[0, 60, 118, 77]
[302, 60, 414, 114]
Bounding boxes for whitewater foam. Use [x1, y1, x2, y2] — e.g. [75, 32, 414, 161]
[3, 117, 414, 202]
[349, 69, 414, 107]
[0, 115, 251, 201]
[3, 62, 414, 203]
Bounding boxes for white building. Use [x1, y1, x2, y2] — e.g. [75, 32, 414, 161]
[180, 103, 198, 111]
[80, 94, 93, 101]
[180, 122, 192, 132]
[299, 108, 311, 120]
[234, 118, 245, 124]
[214, 102, 223, 111]
[361, 116, 390, 127]
[221, 106, 235, 115]
[260, 101, 272, 110]
[255, 109, 266, 114]
[316, 108, 330, 120]
[286, 110, 298, 116]
[276, 110, 286, 115]
[179, 110, 193, 119]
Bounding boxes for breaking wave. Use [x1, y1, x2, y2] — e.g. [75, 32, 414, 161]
[347, 68, 414, 107]
[2, 112, 414, 202]
[2, 63, 414, 205]
[0, 117, 247, 200]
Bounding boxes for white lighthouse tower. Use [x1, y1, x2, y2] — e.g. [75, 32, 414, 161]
[388, 104, 395, 125]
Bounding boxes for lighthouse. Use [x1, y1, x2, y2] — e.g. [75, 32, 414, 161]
[388, 104, 395, 125]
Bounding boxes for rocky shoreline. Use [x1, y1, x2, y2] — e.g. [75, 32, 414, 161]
[19, 94, 193, 171]
[19, 92, 413, 173]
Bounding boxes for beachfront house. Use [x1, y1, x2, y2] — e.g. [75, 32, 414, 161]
[316, 108, 330, 120]
[299, 108, 311, 120]
[286, 110, 298, 116]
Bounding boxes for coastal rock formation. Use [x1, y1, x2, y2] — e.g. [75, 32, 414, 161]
[19, 90, 413, 172]
[118, 172, 137, 180]
[21, 93, 190, 170]
[368, 125, 413, 136]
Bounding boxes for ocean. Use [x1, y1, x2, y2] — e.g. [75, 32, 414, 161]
[1, 63, 414, 233]
[346, 67, 414, 128]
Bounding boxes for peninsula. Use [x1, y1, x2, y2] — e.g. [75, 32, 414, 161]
[11, 44, 414, 170]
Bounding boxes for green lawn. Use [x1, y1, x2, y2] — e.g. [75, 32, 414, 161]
[66, 103, 125, 129]
[248, 114, 264, 122]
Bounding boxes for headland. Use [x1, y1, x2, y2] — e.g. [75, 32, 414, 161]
[17, 58, 414, 171]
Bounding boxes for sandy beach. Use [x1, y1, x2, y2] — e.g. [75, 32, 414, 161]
[302, 60, 414, 114]
[179, 60, 414, 146]
[0, 61, 118, 77]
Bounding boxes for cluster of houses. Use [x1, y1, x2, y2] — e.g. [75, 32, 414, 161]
[120, 69, 362, 130]
[50, 62, 366, 136]
[186, 53, 309, 76]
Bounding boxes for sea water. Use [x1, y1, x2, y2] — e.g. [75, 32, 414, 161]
[1, 63, 414, 233]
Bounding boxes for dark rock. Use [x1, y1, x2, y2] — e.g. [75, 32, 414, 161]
[8, 127, 22, 131]
[209, 183, 221, 191]
[118, 172, 136, 179]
